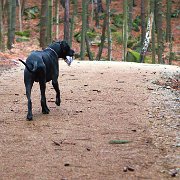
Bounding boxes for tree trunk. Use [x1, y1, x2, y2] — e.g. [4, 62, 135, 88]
[18, 0, 22, 31]
[97, 0, 103, 13]
[7, 0, 16, 50]
[91, 0, 94, 24]
[55, 0, 59, 40]
[47, 0, 53, 44]
[140, 12, 154, 63]
[106, 0, 112, 61]
[94, 0, 99, 28]
[156, 0, 164, 64]
[21, 0, 26, 14]
[0, 0, 5, 51]
[40, 0, 48, 49]
[85, 34, 93, 60]
[80, 0, 87, 60]
[169, 33, 173, 65]
[96, 13, 107, 60]
[166, 0, 172, 42]
[151, 0, 156, 64]
[141, 0, 146, 49]
[70, 0, 77, 47]
[122, 0, 128, 61]
[64, 0, 70, 44]
[128, 0, 133, 36]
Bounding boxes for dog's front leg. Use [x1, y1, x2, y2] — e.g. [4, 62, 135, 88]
[39, 80, 50, 114]
[52, 79, 61, 106]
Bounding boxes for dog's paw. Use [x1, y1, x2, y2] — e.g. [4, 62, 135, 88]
[27, 114, 33, 121]
[55, 98, 61, 106]
[42, 107, 50, 114]
[42, 111, 49, 114]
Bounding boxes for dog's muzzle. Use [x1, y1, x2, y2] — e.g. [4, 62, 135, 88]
[65, 56, 73, 66]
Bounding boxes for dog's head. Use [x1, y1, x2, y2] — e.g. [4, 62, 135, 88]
[50, 40, 75, 65]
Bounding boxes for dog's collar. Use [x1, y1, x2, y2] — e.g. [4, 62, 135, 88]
[46, 47, 58, 59]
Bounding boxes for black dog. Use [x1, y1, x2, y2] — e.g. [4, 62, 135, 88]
[19, 41, 74, 120]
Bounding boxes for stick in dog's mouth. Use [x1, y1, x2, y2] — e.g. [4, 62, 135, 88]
[65, 56, 73, 66]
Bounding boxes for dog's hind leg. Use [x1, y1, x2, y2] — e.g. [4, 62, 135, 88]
[25, 82, 34, 120]
[52, 79, 61, 106]
[39, 80, 50, 114]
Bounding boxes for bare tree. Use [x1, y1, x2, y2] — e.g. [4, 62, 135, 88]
[47, 0, 53, 44]
[0, 0, 5, 51]
[17, 0, 22, 31]
[7, 0, 16, 50]
[106, 0, 112, 61]
[155, 0, 164, 64]
[122, 0, 128, 61]
[55, 0, 59, 40]
[64, 0, 70, 43]
[80, 0, 87, 60]
[96, 12, 107, 60]
[40, 0, 48, 48]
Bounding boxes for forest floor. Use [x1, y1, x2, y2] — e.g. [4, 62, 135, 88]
[0, 61, 179, 180]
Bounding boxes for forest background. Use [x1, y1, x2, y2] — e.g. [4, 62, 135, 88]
[0, 0, 179, 66]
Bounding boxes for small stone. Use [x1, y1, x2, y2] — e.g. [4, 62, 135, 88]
[123, 167, 128, 172]
[64, 163, 70, 167]
[127, 166, 135, 171]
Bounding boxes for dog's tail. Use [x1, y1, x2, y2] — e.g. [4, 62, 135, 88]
[19, 59, 37, 73]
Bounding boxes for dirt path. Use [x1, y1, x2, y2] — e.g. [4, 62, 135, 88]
[0, 61, 179, 180]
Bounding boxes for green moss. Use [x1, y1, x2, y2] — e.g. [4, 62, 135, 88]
[15, 30, 30, 37]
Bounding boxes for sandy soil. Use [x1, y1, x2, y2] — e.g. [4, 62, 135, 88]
[0, 61, 179, 180]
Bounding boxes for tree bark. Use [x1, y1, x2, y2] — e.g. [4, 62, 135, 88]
[128, 0, 133, 36]
[106, 0, 112, 61]
[47, 0, 53, 44]
[7, 0, 16, 50]
[18, 0, 22, 31]
[151, 0, 156, 64]
[80, 0, 87, 60]
[64, 0, 70, 44]
[55, 0, 59, 40]
[0, 0, 5, 51]
[166, 0, 172, 42]
[156, 0, 164, 64]
[141, 0, 146, 49]
[70, 0, 77, 47]
[122, 0, 128, 61]
[96, 13, 107, 60]
[94, 0, 100, 28]
[85, 34, 93, 60]
[140, 12, 154, 63]
[40, 0, 48, 48]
